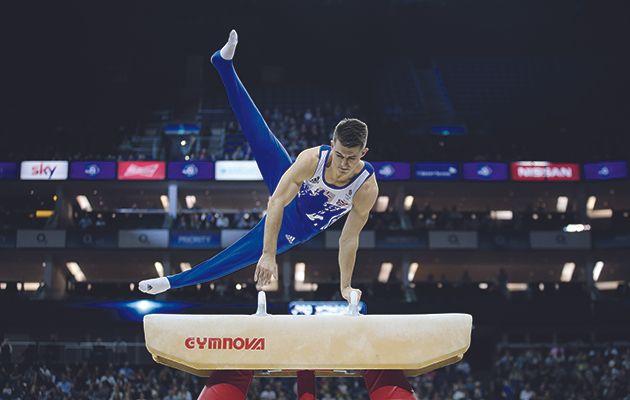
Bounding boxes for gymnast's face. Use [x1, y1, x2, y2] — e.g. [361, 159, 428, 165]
[330, 139, 368, 177]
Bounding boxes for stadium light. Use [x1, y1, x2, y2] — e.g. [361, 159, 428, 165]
[23, 282, 41, 291]
[294, 282, 318, 292]
[592, 261, 604, 281]
[76, 195, 93, 212]
[507, 283, 528, 292]
[561, 262, 575, 282]
[66, 262, 87, 282]
[378, 262, 393, 283]
[563, 224, 591, 233]
[586, 196, 597, 211]
[185, 195, 196, 209]
[556, 196, 568, 213]
[407, 262, 419, 282]
[294, 262, 306, 283]
[588, 209, 613, 219]
[374, 196, 389, 213]
[154, 262, 165, 277]
[294, 263, 316, 291]
[595, 281, 620, 290]
[180, 262, 192, 272]
[490, 210, 513, 220]
[585, 196, 613, 219]
[160, 195, 169, 211]
[403, 196, 414, 211]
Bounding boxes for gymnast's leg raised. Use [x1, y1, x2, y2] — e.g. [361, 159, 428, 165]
[139, 30, 308, 295]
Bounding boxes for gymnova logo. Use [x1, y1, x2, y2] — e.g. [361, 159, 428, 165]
[181, 163, 199, 178]
[184, 337, 265, 350]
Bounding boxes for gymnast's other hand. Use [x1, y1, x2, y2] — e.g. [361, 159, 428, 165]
[255, 253, 278, 290]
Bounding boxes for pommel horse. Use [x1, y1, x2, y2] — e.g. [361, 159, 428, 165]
[144, 291, 472, 399]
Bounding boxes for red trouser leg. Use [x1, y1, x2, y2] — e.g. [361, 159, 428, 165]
[363, 370, 415, 400]
[297, 370, 316, 400]
[197, 370, 254, 400]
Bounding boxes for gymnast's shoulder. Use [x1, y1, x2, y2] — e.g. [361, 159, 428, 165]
[294, 147, 321, 168]
[354, 174, 379, 205]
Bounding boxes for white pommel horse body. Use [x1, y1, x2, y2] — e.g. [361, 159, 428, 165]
[144, 291, 473, 379]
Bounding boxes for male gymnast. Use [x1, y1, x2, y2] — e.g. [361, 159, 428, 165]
[139, 30, 415, 400]
[138, 30, 377, 303]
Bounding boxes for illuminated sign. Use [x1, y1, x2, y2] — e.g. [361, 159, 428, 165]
[463, 162, 508, 181]
[371, 162, 411, 180]
[167, 161, 214, 180]
[70, 161, 116, 180]
[118, 161, 166, 180]
[584, 161, 627, 181]
[215, 161, 263, 181]
[20, 161, 68, 180]
[415, 163, 459, 180]
[511, 162, 580, 181]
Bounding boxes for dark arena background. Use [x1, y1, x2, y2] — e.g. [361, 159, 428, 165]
[2, 0, 630, 399]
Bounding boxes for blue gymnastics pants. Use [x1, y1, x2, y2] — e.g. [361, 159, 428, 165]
[167, 51, 317, 289]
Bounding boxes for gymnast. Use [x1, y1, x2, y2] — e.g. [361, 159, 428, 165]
[139, 30, 416, 400]
[139, 30, 376, 302]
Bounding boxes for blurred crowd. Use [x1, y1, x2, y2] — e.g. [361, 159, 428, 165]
[1, 343, 629, 399]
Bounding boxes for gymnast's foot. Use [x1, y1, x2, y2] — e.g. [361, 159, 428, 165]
[139, 277, 171, 295]
[216, 29, 238, 61]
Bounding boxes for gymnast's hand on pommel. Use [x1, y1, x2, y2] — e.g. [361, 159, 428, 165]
[341, 286, 362, 304]
[255, 253, 278, 290]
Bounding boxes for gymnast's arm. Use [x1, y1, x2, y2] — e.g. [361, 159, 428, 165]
[255, 147, 319, 289]
[338, 175, 379, 302]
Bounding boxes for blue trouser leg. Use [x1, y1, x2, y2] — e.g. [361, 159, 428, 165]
[211, 50, 292, 194]
[168, 202, 312, 289]
[166, 52, 313, 289]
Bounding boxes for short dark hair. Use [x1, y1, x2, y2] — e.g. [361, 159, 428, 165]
[333, 118, 368, 149]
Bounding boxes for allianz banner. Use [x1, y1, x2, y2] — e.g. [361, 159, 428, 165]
[428, 231, 478, 249]
[375, 231, 428, 249]
[118, 230, 169, 248]
[324, 231, 375, 249]
[371, 162, 411, 181]
[66, 230, 117, 248]
[70, 161, 117, 180]
[16, 230, 66, 248]
[0, 231, 16, 248]
[170, 231, 221, 249]
[529, 231, 591, 249]
[167, 161, 214, 180]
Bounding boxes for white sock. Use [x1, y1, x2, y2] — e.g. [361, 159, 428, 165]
[219, 29, 238, 60]
[138, 277, 171, 295]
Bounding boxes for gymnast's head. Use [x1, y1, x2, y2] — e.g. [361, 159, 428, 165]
[330, 118, 369, 176]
